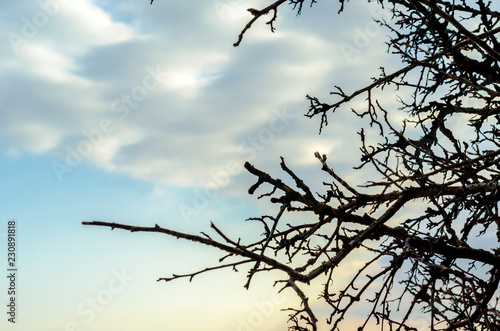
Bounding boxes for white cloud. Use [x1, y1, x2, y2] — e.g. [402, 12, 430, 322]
[4, 121, 63, 154]
[13, 42, 81, 83]
[58, 1, 133, 45]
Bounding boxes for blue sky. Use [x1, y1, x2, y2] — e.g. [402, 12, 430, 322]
[0, 0, 402, 330]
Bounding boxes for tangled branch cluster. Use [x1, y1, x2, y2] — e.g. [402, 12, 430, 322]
[86, 0, 500, 329]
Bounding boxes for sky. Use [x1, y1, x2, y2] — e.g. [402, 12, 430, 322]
[0, 0, 409, 330]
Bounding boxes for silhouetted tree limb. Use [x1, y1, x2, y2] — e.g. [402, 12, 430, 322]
[233, 0, 288, 47]
[83, 220, 308, 282]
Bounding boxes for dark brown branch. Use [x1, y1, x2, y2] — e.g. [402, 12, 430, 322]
[157, 260, 252, 283]
[82, 221, 309, 282]
[233, 0, 287, 47]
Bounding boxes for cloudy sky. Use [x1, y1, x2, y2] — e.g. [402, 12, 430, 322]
[0, 0, 402, 330]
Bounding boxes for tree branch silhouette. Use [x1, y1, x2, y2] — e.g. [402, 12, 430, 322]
[85, 0, 500, 329]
